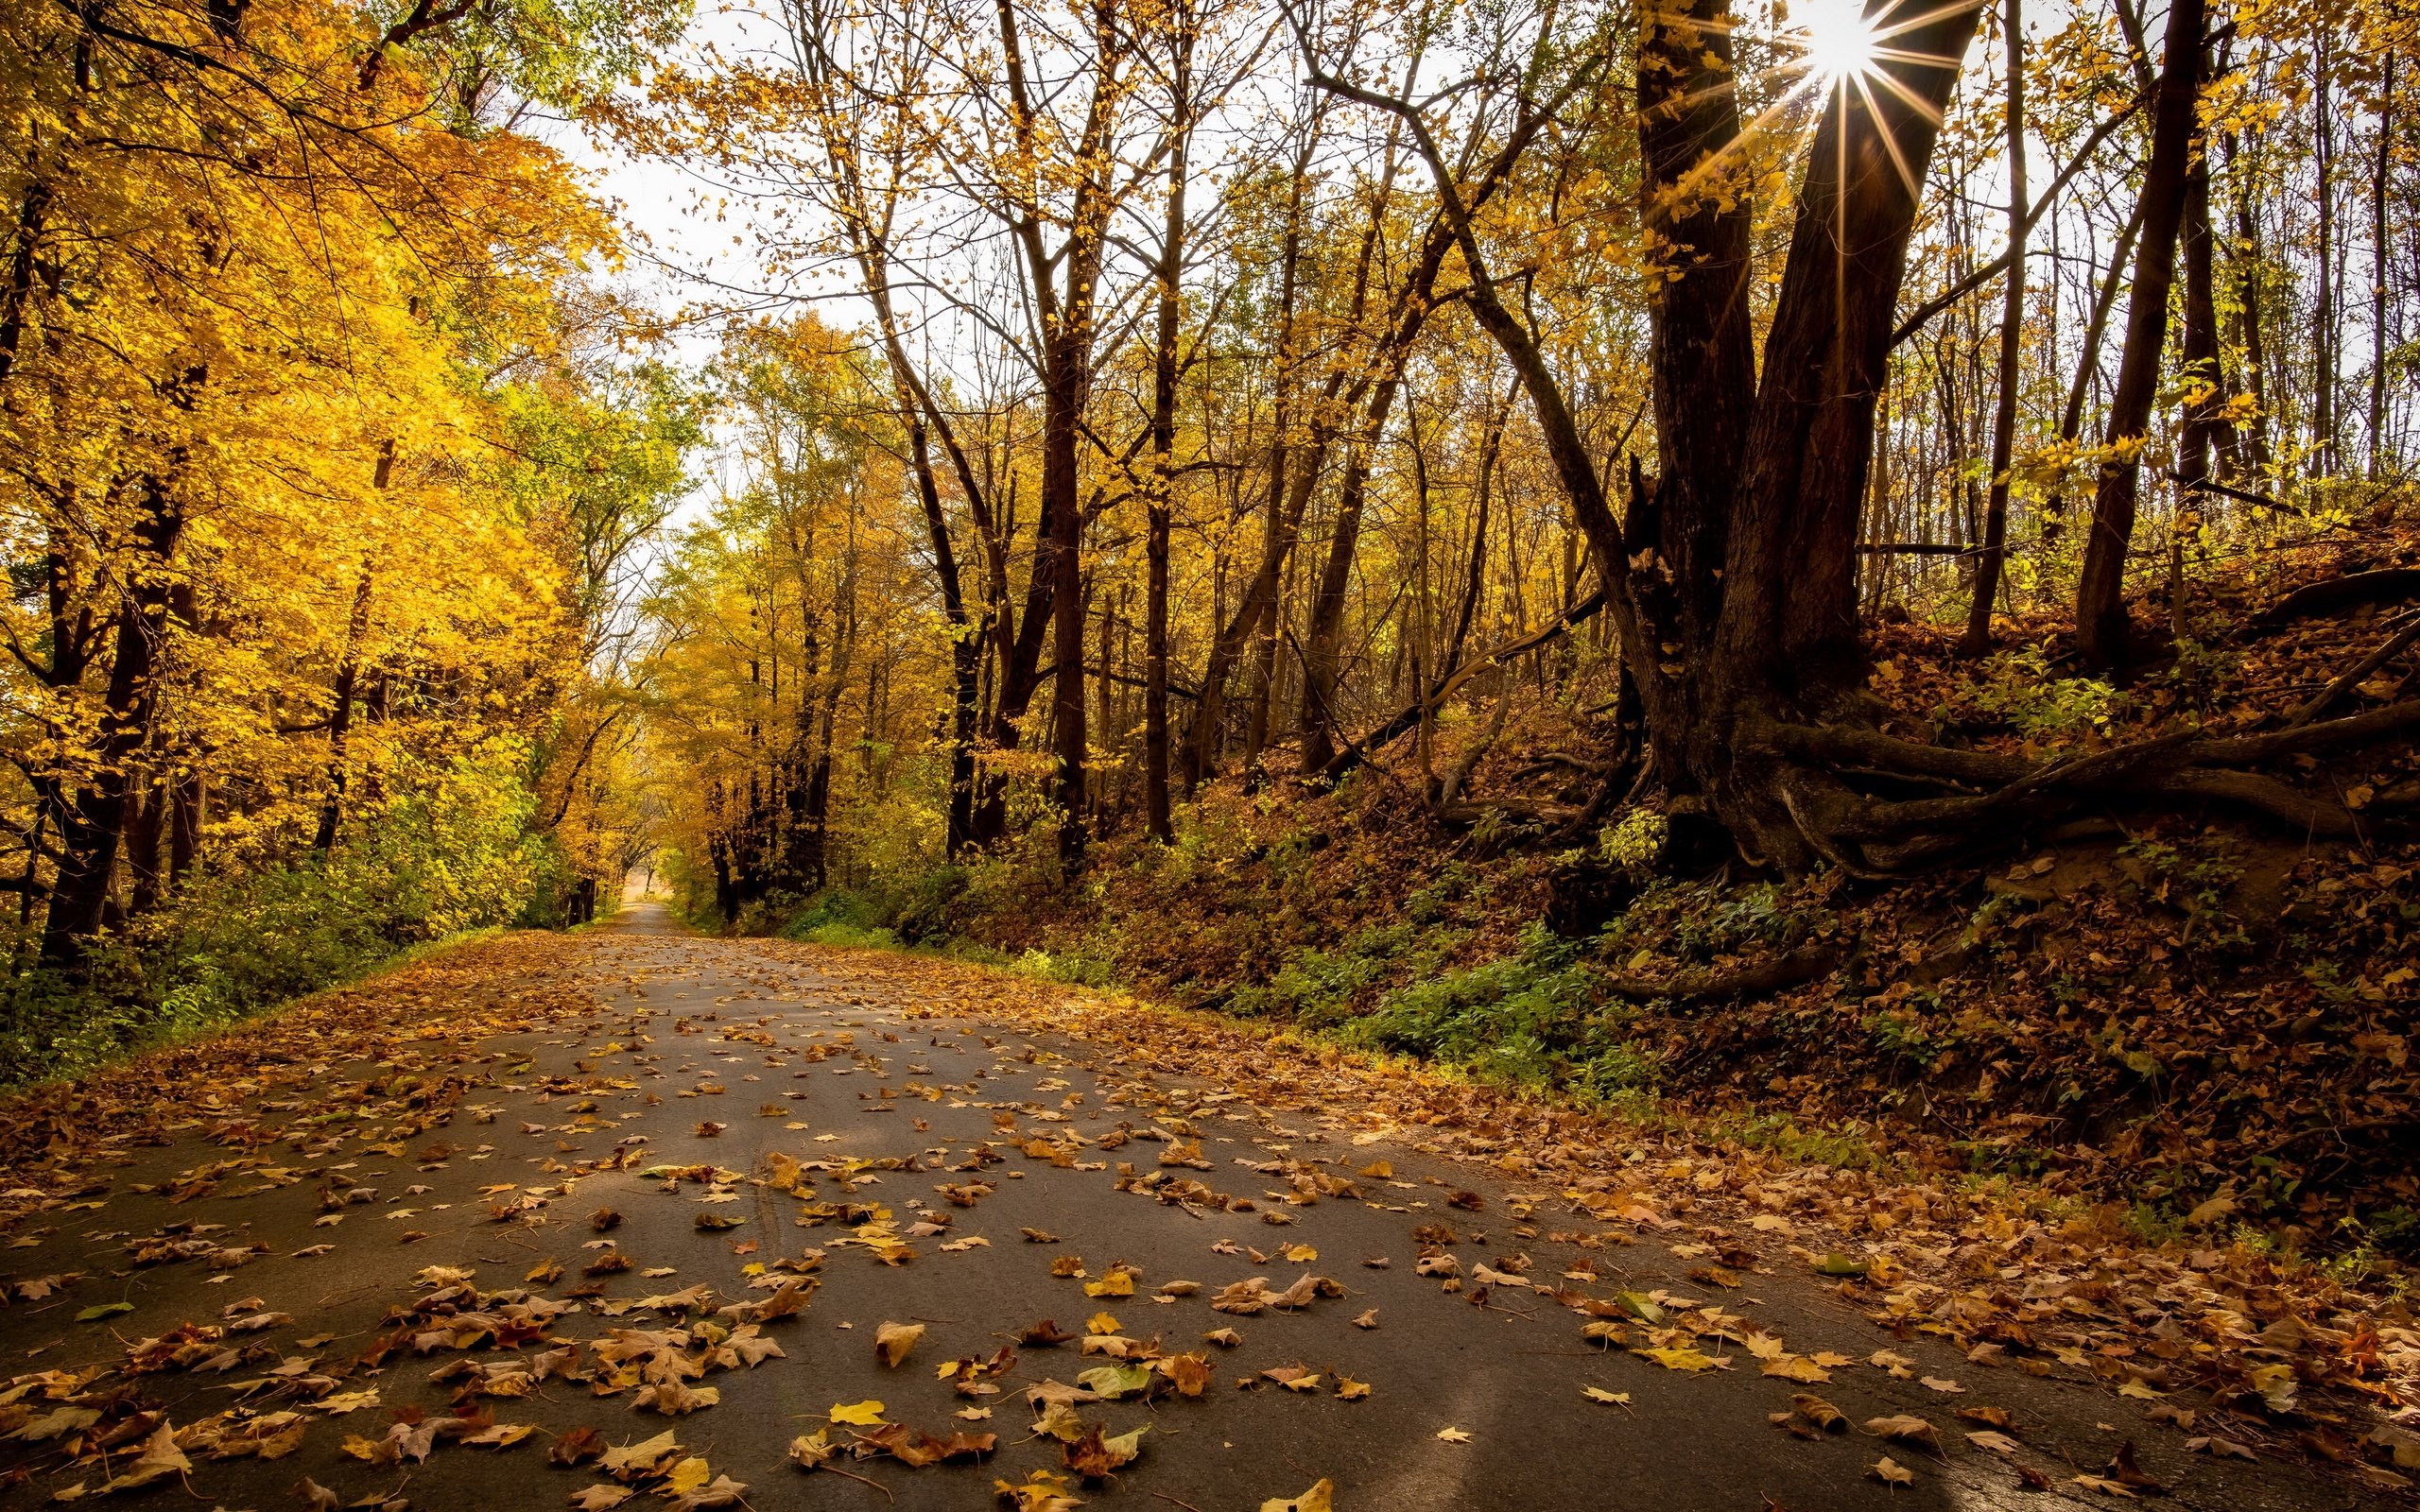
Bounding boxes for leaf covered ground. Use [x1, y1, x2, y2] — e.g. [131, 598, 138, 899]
[2, 911, 2416, 1509]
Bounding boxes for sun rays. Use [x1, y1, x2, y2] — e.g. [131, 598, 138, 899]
[1647, 0, 1980, 232]
[1789, 0, 1884, 83]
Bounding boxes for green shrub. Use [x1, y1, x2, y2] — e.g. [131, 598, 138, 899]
[1342, 924, 1596, 1084]
[0, 740, 557, 1091]
[1227, 922, 1429, 1026]
[1973, 645, 2124, 741]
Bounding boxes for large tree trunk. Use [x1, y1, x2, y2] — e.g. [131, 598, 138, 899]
[1313, 0, 1982, 865]
[1635, 0, 1755, 660]
[2073, 0, 2205, 671]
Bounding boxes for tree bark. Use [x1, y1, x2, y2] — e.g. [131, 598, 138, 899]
[1636, 0, 1756, 657]
[2314, 35, 2337, 474]
[311, 557, 377, 854]
[1962, 0, 2026, 658]
[1143, 2, 1193, 842]
[2372, 57, 2394, 479]
[42, 472, 186, 966]
[2223, 131, 2274, 473]
[2073, 0, 2205, 671]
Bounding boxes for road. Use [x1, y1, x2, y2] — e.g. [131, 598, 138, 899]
[0, 904, 2390, 1511]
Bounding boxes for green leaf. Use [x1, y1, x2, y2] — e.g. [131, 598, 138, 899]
[76, 1301, 134, 1322]
[1075, 1363, 1155, 1400]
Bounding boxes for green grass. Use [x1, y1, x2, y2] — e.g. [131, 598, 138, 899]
[0, 923, 506, 1099]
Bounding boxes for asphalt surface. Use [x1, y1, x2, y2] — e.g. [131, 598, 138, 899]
[0, 902, 2391, 1511]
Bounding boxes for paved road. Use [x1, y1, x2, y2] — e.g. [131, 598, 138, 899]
[0, 907, 2387, 1511]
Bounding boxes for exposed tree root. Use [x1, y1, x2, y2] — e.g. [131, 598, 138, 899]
[2250, 567, 2420, 628]
[1598, 942, 1842, 1003]
[1753, 700, 2420, 874]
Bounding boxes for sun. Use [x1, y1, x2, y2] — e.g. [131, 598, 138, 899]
[1789, 0, 1882, 81]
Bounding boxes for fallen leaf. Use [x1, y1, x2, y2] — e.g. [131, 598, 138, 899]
[550, 1427, 606, 1467]
[2186, 1435, 2255, 1461]
[2071, 1475, 2138, 1498]
[994, 1468, 1084, 1512]
[1633, 1347, 1724, 1373]
[1865, 1415, 1940, 1451]
[1260, 1478, 1336, 1512]
[874, 1320, 925, 1367]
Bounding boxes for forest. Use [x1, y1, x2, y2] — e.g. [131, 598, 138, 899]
[3, 0, 2420, 1504]
[0, 0, 695, 1077]
[629, 0, 2415, 892]
[615, 0, 2420, 1239]
[6, 0, 2420, 1229]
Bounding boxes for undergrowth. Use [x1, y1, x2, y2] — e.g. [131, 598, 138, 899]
[0, 746, 582, 1092]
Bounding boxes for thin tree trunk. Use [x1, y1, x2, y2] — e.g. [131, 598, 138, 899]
[1298, 375, 1400, 774]
[2074, 0, 2205, 671]
[311, 560, 377, 854]
[313, 438, 390, 854]
[1962, 0, 2026, 657]
[2314, 36, 2337, 474]
[2181, 146, 2239, 480]
[2223, 131, 2274, 472]
[1183, 121, 1324, 793]
[1143, 1, 1192, 842]
[2047, 198, 2148, 543]
[2174, 129, 2228, 637]
[1445, 395, 1507, 673]
[167, 768, 202, 887]
[125, 779, 164, 917]
[2373, 58, 2394, 478]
